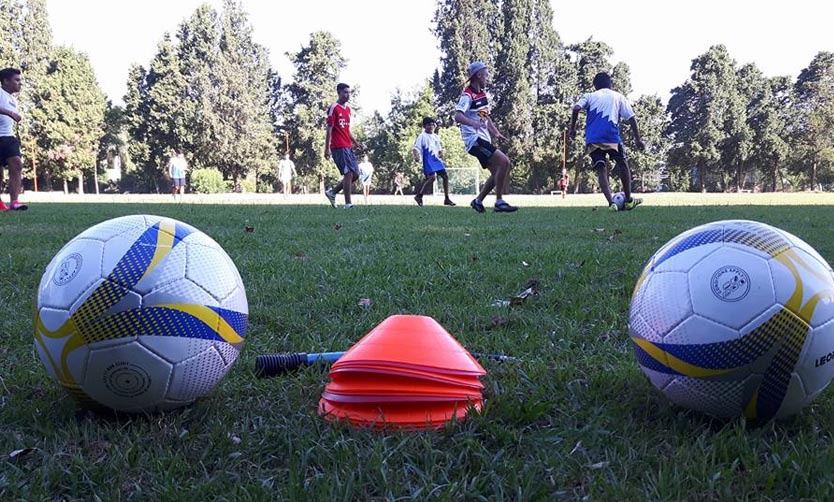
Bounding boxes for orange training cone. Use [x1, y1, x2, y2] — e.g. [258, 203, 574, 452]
[319, 315, 486, 430]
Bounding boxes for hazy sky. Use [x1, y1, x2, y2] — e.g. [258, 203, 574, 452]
[48, 0, 832, 118]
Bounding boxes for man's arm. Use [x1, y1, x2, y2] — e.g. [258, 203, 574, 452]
[486, 117, 506, 141]
[627, 117, 645, 150]
[567, 106, 581, 141]
[324, 125, 332, 159]
[0, 107, 21, 122]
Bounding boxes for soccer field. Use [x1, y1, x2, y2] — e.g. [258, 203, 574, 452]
[3, 199, 834, 499]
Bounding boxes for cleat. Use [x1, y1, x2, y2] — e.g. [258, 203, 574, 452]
[493, 200, 518, 213]
[609, 203, 619, 212]
[444, 198, 456, 206]
[10, 201, 27, 211]
[470, 198, 485, 213]
[325, 190, 337, 208]
[414, 194, 423, 207]
[343, 203, 354, 209]
[624, 198, 642, 210]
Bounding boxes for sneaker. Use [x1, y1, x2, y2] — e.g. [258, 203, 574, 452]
[10, 201, 27, 211]
[494, 200, 518, 213]
[414, 194, 423, 207]
[343, 203, 354, 209]
[609, 203, 619, 212]
[470, 198, 485, 214]
[325, 190, 337, 208]
[444, 198, 456, 206]
[624, 198, 642, 210]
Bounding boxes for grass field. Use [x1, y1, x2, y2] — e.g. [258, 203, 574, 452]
[3, 198, 834, 500]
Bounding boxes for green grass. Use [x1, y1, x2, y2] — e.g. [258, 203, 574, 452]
[3, 201, 834, 500]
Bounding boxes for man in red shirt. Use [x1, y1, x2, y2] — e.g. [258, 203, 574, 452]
[324, 83, 362, 208]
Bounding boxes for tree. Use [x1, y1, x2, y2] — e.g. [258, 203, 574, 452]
[794, 52, 834, 190]
[284, 31, 346, 189]
[31, 46, 106, 192]
[212, 0, 277, 187]
[666, 45, 739, 192]
[628, 95, 670, 191]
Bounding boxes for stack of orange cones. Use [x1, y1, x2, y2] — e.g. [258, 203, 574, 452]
[319, 315, 486, 430]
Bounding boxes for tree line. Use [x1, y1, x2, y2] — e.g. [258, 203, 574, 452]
[1, 0, 832, 195]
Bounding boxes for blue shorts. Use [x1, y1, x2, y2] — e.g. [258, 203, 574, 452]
[332, 148, 359, 176]
[172, 177, 185, 188]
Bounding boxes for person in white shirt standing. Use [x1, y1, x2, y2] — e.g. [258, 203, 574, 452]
[278, 153, 297, 197]
[357, 154, 374, 204]
[0, 67, 27, 211]
[168, 150, 188, 200]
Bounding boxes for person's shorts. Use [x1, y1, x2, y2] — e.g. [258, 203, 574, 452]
[588, 143, 627, 167]
[423, 169, 448, 178]
[467, 138, 497, 169]
[360, 175, 372, 186]
[332, 148, 359, 176]
[172, 177, 185, 188]
[0, 136, 21, 165]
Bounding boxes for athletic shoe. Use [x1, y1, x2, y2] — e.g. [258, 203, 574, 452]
[325, 190, 337, 208]
[608, 203, 619, 212]
[494, 200, 518, 213]
[444, 198, 456, 206]
[343, 203, 354, 209]
[10, 201, 27, 211]
[414, 194, 423, 207]
[470, 198, 485, 214]
[0, 200, 7, 212]
[624, 198, 642, 211]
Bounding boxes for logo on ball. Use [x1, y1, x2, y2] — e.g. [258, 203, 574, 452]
[711, 265, 751, 302]
[103, 362, 151, 398]
[53, 253, 83, 286]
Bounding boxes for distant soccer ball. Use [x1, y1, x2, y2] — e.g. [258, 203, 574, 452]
[611, 192, 626, 210]
[34, 215, 248, 413]
[630, 220, 834, 424]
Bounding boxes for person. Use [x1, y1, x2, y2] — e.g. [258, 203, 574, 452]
[412, 117, 455, 207]
[455, 62, 517, 213]
[558, 170, 569, 198]
[324, 83, 363, 209]
[358, 154, 374, 204]
[568, 72, 644, 211]
[278, 153, 297, 197]
[168, 150, 188, 199]
[0, 67, 27, 211]
[393, 171, 404, 196]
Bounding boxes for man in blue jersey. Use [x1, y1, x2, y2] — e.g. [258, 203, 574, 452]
[568, 72, 644, 211]
[412, 117, 455, 207]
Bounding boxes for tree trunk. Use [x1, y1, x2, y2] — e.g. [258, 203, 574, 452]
[63, 179, 68, 194]
[78, 172, 84, 194]
[771, 164, 778, 192]
[812, 160, 818, 191]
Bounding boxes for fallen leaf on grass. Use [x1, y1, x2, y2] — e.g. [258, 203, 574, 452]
[491, 299, 511, 307]
[333, 224, 342, 231]
[357, 298, 372, 307]
[522, 261, 530, 267]
[9, 448, 36, 460]
[594, 228, 605, 233]
[244, 225, 255, 233]
[489, 316, 508, 328]
[588, 461, 610, 470]
[569, 441, 584, 455]
[607, 229, 623, 242]
[293, 253, 308, 260]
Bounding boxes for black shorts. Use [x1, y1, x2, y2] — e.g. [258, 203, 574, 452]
[331, 147, 359, 176]
[589, 144, 626, 166]
[0, 136, 21, 165]
[467, 138, 497, 169]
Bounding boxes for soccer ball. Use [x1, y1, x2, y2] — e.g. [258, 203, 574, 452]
[34, 215, 248, 413]
[611, 192, 626, 210]
[629, 220, 834, 424]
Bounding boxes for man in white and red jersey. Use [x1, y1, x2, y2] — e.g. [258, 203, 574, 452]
[0, 67, 27, 211]
[568, 72, 644, 211]
[324, 83, 362, 209]
[455, 61, 517, 213]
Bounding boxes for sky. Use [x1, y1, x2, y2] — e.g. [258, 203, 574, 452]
[48, 0, 833, 119]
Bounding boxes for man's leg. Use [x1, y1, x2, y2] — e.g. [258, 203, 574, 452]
[596, 160, 613, 204]
[8, 156, 23, 204]
[615, 158, 632, 201]
[485, 150, 511, 201]
[342, 172, 354, 205]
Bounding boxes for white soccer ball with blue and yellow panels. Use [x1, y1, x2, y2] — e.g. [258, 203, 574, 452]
[630, 220, 834, 424]
[34, 215, 248, 413]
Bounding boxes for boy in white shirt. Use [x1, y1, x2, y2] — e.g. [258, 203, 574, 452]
[0, 67, 27, 211]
